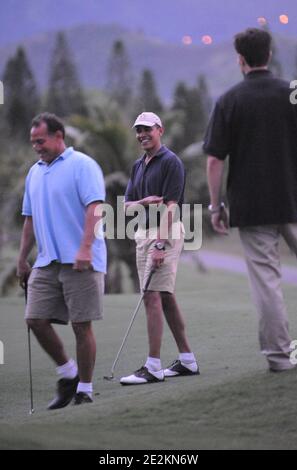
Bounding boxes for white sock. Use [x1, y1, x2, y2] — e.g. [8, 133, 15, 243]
[56, 358, 78, 379]
[145, 356, 162, 371]
[179, 352, 196, 364]
[77, 382, 93, 398]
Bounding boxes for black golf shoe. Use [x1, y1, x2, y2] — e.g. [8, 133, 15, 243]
[73, 392, 93, 405]
[163, 359, 200, 377]
[47, 375, 79, 410]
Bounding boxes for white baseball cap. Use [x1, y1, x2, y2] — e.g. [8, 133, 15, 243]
[133, 112, 162, 128]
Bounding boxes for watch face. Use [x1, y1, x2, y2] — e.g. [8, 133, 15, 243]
[155, 242, 165, 250]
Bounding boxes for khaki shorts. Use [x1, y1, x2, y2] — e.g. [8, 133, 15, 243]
[26, 263, 104, 324]
[135, 222, 184, 293]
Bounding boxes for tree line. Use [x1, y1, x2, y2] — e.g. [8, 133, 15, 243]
[0, 26, 283, 294]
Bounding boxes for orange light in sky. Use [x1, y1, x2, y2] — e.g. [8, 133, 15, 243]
[202, 35, 213, 45]
[257, 17, 267, 26]
[279, 14, 289, 24]
[182, 35, 193, 45]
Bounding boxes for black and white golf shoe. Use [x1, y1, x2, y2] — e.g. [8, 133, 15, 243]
[47, 375, 79, 410]
[163, 359, 200, 377]
[120, 366, 165, 385]
[73, 392, 93, 405]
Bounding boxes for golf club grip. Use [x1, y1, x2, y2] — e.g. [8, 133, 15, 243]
[24, 277, 28, 304]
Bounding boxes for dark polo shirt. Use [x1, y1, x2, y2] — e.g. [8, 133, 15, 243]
[203, 70, 297, 227]
[125, 145, 185, 227]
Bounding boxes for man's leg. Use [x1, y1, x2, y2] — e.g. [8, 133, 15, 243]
[143, 291, 164, 358]
[239, 225, 294, 371]
[26, 266, 71, 367]
[27, 319, 79, 410]
[72, 321, 96, 383]
[26, 318, 69, 366]
[60, 267, 104, 402]
[161, 292, 191, 353]
[26, 266, 79, 409]
[70, 321, 95, 404]
[161, 292, 199, 376]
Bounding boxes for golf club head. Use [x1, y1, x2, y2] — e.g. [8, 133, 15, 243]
[29, 408, 35, 415]
[103, 374, 115, 381]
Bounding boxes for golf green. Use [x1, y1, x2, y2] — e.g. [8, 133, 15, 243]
[1, 264, 297, 449]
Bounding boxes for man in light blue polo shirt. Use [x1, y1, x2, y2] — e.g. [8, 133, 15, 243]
[17, 113, 106, 409]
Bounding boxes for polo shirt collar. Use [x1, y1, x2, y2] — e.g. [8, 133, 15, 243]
[37, 146, 74, 166]
[245, 69, 272, 79]
[141, 145, 167, 162]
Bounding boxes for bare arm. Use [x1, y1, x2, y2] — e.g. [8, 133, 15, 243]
[207, 156, 225, 207]
[74, 201, 103, 271]
[125, 196, 166, 268]
[207, 156, 229, 235]
[152, 200, 178, 268]
[124, 195, 163, 210]
[125, 195, 175, 268]
[17, 216, 35, 287]
[157, 200, 177, 241]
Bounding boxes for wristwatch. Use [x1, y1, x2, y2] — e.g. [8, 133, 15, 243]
[154, 241, 165, 251]
[208, 202, 225, 214]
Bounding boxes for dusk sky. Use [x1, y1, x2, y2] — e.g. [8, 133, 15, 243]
[1, 0, 297, 46]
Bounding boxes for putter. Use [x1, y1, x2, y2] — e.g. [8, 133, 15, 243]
[24, 279, 35, 414]
[104, 268, 156, 381]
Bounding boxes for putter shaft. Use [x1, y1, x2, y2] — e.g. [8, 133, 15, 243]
[28, 326, 34, 413]
[104, 269, 155, 380]
[25, 279, 35, 414]
[108, 293, 145, 378]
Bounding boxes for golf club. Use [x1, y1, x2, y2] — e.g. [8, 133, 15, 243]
[24, 278, 35, 414]
[104, 268, 156, 381]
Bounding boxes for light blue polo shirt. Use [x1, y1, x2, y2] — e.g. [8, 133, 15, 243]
[22, 147, 107, 273]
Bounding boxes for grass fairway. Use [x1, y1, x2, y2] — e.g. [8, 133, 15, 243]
[1, 263, 297, 450]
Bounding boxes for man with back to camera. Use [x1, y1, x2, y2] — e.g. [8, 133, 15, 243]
[120, 112, 199, 385]
[204, 28, 297, 372]
[17, 112, 106, 408]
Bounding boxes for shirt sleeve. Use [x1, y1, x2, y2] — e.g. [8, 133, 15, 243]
[77, 158, 106, 205]
[125, 162, 137, 202]
[22, 173, 32, 216]
[161, 157, 185, 203]
[125, 178, 134, 202]
[203, 99, 230, 160]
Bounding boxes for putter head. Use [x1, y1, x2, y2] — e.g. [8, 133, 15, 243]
[29, 409, 35, 415]
[103, 374, 115, 381]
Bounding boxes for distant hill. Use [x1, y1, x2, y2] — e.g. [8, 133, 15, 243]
[0, 23, 296, 103]
[1, 0, 297, 45]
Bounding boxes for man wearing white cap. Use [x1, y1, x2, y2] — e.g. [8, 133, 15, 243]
[120, 112, 199, 385]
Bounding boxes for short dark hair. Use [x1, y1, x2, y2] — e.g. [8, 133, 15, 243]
[234, 28, 271, 67]
[31, 112, 65, 139]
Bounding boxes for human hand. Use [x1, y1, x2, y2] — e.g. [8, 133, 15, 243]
[141, 196, 163, 206]
[211, 208, 229, 235]
[152, 248, 165, 269]
[17, 259, 32, 289]
[73, 246, 92, 271]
